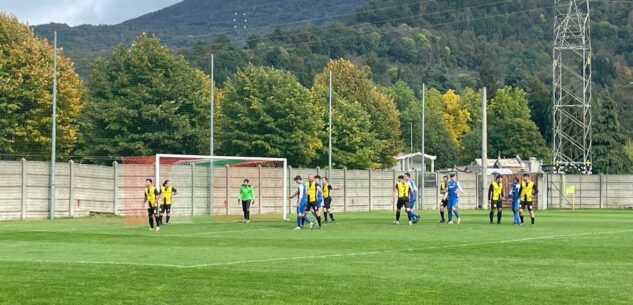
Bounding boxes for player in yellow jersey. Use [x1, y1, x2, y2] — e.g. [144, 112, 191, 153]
[393, 175, 410, 225]
[143, 179, 161, 231]
[519, 173, 538, 226]
[488, 175, 505, 224]
[439, 175, 448, 223]
[159, 180, 177, 225]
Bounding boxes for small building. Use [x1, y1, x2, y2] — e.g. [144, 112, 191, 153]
[393, 152, 437, 172]
[465, 156, 543, 175]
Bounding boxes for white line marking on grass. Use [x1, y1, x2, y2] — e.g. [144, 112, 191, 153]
[160, 228, 279, 237]
[1, 229, 631, 269]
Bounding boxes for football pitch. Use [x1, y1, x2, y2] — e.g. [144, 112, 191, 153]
[0, 210, 631, 305]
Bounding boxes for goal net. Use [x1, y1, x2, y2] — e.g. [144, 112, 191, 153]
[121, 154, 289, 225]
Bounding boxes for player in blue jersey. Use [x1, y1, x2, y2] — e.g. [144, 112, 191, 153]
[404, 173, 420, 224]
[508, 177, 521, 224]
[314, 175, 325, 227]
[443, 173, 464, 224]
[289, 175, 313, 230]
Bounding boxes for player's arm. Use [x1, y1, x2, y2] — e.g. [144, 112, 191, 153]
[172, 187, 177, 196]
[487, 184, 493, 202]
[533, 183, 539, 195]
[251, 187, 256, 205]
[457, 182, 465, 195]
[393, 184, 398, 198]
[289, 189, 298, 199]
[317, 185, 324, 197]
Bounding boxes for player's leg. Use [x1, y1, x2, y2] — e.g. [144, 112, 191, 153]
[327, 198, 335, 222]
[315, 202, 323, 228]
[165, 205, 171, 224]
[453, 205, 461, 224]
[447, 201, 453, 223]
[489, 202, 495, 224]
[395, 199, 404, 224]
[519, 203, 525, 225]
[153, 206, 160, 230]
[497, 204, 503, 224]
[439, 200, 446, 223]
[147, 207, 154, 229]
[409, 199, 419, 224]
[528, 203, 535, 225]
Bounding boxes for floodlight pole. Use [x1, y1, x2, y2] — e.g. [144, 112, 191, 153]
[481, 87, 488, 209]
[420, 83, 426, 210]
[328, 71, 333, 179]
[210, 54, 215, 156]
[49, 31, 57, 220]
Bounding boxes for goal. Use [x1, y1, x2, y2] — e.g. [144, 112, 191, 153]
[120, 154, 289, 225]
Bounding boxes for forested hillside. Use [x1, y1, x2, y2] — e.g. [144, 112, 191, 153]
[7, 0, 633, 172]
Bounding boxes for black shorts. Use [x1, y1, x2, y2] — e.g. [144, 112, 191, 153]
[397, 197, 409, 210]
[324, 197, 332, 209]
[520, 201, 533, 211]
[491, 200, 503, 209]
[441, 197, 448, 207]
[306, 201, 318, 212]
[160, 204, 171, 213]
[147, 206, 157, 216]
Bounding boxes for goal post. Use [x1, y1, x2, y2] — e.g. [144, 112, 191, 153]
[154, 154, 289, 221]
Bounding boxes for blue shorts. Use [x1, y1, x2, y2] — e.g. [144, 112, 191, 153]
[512, 201, 520, 210]
[408, 199, 417, 209]
[448, 199, 459, 209]
[297, 200, 307, 214]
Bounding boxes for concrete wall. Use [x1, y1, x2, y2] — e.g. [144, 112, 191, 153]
[2, 160, 631, 221]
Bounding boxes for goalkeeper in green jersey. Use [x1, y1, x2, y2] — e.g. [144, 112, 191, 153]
[238, 179, 255, 223]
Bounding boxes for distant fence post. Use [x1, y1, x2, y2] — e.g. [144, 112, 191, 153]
[599, 174, 606, 209]
[113, 162, 119, 215]
[191, 164, 196, 216]
[392, 168, 396, 211]
[316, 166, 320, 177]
[257, 164, 262, 215]
[368, 169, 373, 212]
[414, 169, 419, 210]
[69, 160, 75, 217]
[537, 174, 545, 211]
[225, 164, 230, 215]
[21, 158, 27, 220]
[343, 167, 348, 212]
[435, 172, 440, 210]
[559, 174, 565, 209]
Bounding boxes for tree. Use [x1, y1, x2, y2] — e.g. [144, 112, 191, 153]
[441, 89, 471, 146]
[317, 59, 402, 167]
[592, 91, 633, 174]
[79, 34, 213, 158]
[0, 14, 82, 159]
[218, 64, 322, 167]
[423, 88, 460, 168]
[460, 87, 482, 129]
[487, 86, 550, 160]
[525, 76, 551, 142]
[383, 81, 421, 154]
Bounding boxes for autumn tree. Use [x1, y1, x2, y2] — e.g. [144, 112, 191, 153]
[0, 14, 82, 159]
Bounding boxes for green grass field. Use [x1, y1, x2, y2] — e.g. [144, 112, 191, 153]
[0, 210, 632, 305]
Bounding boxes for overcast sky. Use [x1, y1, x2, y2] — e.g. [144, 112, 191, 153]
[1, 0, 182, 26]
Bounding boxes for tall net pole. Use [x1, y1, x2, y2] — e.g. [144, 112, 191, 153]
[49, 31, 57, 220]
[552, 0, 592, 174]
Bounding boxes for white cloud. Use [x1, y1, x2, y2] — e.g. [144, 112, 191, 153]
[1, 0, 181, 26]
